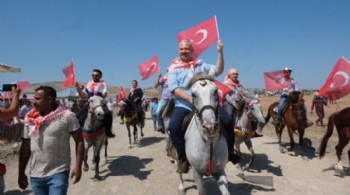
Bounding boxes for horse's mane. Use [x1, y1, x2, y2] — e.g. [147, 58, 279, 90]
[235, 100, 246, 119]
[186, 73, 214, 88]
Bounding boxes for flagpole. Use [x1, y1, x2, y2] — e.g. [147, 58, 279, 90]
[72, 59, 76, 85]
[214, 15, 220, 39]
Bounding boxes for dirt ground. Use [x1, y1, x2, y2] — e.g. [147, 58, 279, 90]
[1, 95, 350, 195]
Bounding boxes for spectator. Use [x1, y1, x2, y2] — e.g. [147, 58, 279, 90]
[150, 97, 159, 131]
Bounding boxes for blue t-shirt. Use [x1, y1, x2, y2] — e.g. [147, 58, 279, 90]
[168, 61, 217, 111]
[151, 102, 158, 117]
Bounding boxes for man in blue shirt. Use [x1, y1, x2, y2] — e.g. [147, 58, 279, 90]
[168, 39, 239, 173]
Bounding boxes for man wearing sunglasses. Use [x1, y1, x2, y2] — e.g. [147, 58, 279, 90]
[76, 69, 115, 138]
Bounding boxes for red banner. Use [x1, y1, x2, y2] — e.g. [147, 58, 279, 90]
[138, 55, 159, 80]
[263, 70, 288, 91]
[17, 81, 30, 91]
[117, 86, 127, 103]
[319, 57, 350, 100]
[62, 61, 76, 88]
[177, 16, 218, 59]
[215, 80, 233, 105]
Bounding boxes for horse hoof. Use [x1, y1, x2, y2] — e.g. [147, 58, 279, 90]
[141, 133, 144, 137]
[83, 166, 89, 172]
[94, 174, 102, 180]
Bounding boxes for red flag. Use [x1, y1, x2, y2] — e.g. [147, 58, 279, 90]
[177, 16, 219, 59]
[263, 70, 289, 91]
[319, 57, 350, 100]
[215, 80, 233, 105]
[62, 61, 76, 88]
[117, 86, 127, 103]
[138, 55, 159, 81]
[17, 81, 30, 91]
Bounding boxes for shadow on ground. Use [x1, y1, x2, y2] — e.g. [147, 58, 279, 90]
[102, 155, 153, 180]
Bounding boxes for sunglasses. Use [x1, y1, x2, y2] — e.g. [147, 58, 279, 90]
[231, 73, 238, 76]
[92, 74, 100, 77]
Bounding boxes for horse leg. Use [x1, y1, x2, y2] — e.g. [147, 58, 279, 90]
[287, 127, 295, 153]
[278, 124, 286, 153]
[134, 124, 138, 144]
[178, 173, 185, 195]
[243, 139, 255, 171]
[192, 169, 205, 195]
[127, 125, 132, 148]
[94, 138, 105, 180]
[83, 141, 90, 172]
[212, 171, 230, 195]
[298, 129, 305, 156]
[104, 137, 108, 164]
[334, 134, 348, 174]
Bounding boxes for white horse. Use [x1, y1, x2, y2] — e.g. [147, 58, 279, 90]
[165, 73, 230, 195]
[233, 98, 265, 175]
[78, 95, 107, 180]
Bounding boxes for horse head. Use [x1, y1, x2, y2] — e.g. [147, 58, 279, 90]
[88, 95, 105, 120]
[245, 97, 266, 132]
[188, 73, 219, 139]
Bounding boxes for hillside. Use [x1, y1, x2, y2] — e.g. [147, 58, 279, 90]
[22, 81, 161, 98]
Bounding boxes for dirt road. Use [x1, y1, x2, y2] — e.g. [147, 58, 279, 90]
[2, 110, 350, 195]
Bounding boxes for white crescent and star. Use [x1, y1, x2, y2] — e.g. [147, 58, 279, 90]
[192, 29, 208, 45]
[333, 71, 350, 86]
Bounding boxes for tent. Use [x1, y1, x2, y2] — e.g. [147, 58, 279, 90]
[57, 88, 77, 98]
[0, 63, 21, 73]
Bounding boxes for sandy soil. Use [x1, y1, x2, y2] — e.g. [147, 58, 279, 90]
[1, 96, 350, 195]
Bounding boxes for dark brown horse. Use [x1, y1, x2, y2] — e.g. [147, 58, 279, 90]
[118, 99, 145, 148]
[319, 107, 350, 174]
[265, 91, 308, 155]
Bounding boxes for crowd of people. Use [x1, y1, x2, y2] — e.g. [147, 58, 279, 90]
[0, 38, 339, 195]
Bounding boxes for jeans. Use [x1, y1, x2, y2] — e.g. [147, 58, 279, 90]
[31, 171, 69, 195]
[277, 95, 288, 122]
[169, 107, 191, 160]
[152, 114, 158, 131]
[156, 99, 169, 130]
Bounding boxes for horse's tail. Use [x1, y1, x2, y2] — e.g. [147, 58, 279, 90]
[319, 112, 337, 159]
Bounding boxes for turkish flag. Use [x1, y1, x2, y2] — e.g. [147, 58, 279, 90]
[117, 86, 127, 104]
[17, 81, 30, 91]
[138, 55, 159, 81]
[319, 57, 350, 100]
[263, 70, 288, 91]
[215, 80, 233, 105]
[177, 16, 219, 59]
[62, 61, 76, 88]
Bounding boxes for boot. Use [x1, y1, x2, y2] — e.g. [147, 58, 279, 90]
[106, 129, 115, 138]
[251, 131, 263, 138]
[176, 157, 190, 174]
[228, 153, 242, 165]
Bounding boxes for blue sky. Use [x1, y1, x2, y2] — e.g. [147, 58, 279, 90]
[1, 0, 350, 90]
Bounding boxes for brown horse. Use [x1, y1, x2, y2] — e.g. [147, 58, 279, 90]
[265, 91, 308, 155]
[319, 107, 350, 174]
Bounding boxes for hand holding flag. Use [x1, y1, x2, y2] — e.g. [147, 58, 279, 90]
[62, 60, 76, 88]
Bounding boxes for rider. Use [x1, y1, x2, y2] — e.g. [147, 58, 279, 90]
[127, 80, 144, 123]
[75, 69, 115, 138]
[154, 71, 171, 133]
[223, 68, 263, 138]
[271, 67, 313, 127]
[168, 39, 240, 174]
